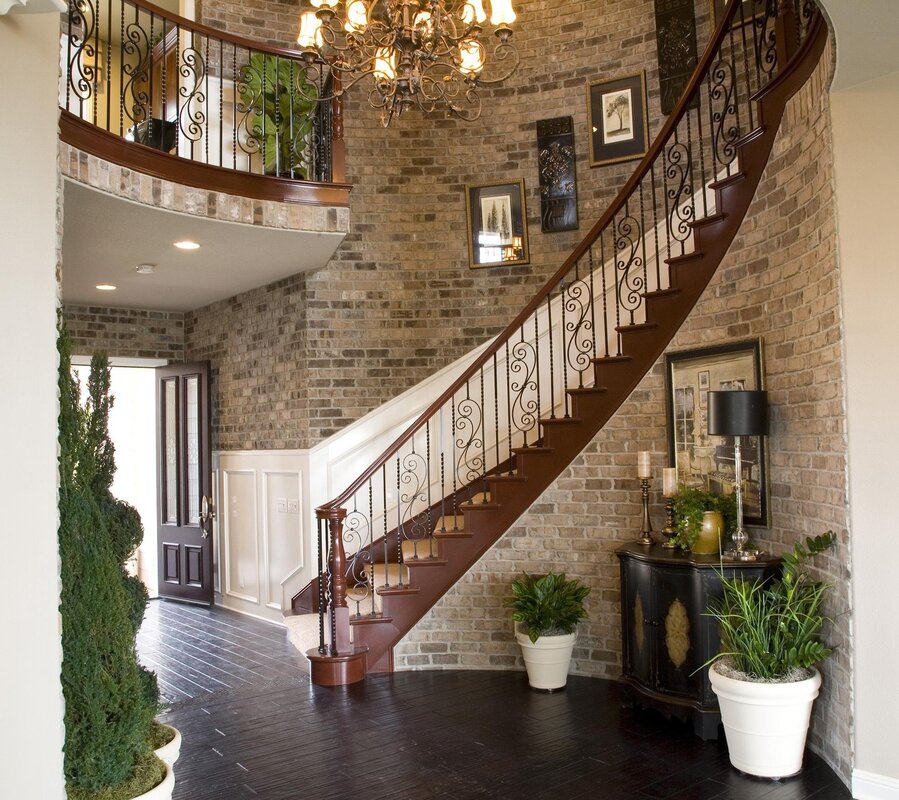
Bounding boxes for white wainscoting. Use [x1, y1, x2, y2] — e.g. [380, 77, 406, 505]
[853, 770, 899, 800]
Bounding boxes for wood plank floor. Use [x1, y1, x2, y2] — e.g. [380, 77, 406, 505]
[139, 600, 851, 800]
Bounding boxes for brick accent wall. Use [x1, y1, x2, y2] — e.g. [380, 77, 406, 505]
[393, 44, 852, 783]
[63, 304, 185, 360]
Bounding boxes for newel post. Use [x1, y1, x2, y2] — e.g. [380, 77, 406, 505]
[322, 506, 352, 655]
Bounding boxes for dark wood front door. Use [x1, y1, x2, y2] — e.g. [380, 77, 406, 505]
[156, 362, 214, 605]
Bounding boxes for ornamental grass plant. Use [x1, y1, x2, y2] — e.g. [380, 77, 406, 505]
[506, 572, 591, 643]
[706, 531, 836, 680]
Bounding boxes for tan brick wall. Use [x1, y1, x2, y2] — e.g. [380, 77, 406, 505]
[394, 41, 852, 784]
[63, 304, 185, 360]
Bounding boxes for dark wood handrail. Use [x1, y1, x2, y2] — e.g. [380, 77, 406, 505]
[317, 0, 820, 513]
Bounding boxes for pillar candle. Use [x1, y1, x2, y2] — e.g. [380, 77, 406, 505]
[637, 451, 651, 479]
[662, 467, 677, 497]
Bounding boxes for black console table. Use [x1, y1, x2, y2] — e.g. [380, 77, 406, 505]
[616, 542, 780, 739]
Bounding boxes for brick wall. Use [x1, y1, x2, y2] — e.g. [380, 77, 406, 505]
[63, 304, 185, 360]
[393, 43, 852, 783]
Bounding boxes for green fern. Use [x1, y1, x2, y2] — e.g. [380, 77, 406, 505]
[506, 572, 591, 643]
[705, 531, 837, 679]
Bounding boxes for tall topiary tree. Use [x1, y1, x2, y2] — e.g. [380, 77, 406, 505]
[58, 330, 161, 797]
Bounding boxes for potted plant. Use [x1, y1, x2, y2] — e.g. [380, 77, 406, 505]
[238, 52, 319, 178]
[669, 486, 737, 553]
[706, 531, 836, 778]
[506, 572, 591, 691]
[58, 332, 177, 800]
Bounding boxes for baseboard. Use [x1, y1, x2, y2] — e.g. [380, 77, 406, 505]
[853, 769, 899, 799]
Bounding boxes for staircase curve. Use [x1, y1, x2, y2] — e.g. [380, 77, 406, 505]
[301, 0, 829, 686]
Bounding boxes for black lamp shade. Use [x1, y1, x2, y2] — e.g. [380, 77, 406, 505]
[707, 390, 768, 436]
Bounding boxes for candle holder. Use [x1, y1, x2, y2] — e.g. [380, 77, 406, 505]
[638, 477, 654, 545]
[662, 497, 677, 548]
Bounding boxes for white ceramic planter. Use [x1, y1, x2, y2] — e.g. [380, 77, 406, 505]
[516, 631, 576, 691]
[154, 724, 182, 768]
[134, 762, 175, 800]
[709, 664, 822, 778]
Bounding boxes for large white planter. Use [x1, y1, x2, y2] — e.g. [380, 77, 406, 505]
[154, 724, 182, 768]
[516, 631, 576, 691]
[709, 664, 822, 778]
[134, 762, 175, 800]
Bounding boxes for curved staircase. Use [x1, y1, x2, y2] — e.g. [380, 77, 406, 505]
[296, 0, 828, 685]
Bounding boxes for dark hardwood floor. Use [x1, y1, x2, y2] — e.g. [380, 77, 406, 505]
[139, 600, 851, 800]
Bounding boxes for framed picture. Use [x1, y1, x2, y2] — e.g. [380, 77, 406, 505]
[664, 339, 769, 527]
[711, 0, 764, 28]
[464, 179, 530, 269]
[587, 71, 649, 168]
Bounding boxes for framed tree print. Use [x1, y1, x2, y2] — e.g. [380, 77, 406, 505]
[587, 71, 649, 167]
[464, 179, 530, 269]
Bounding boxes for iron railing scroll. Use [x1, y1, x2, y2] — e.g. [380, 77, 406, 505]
[311, 0, 818, 654]
[61, 0, 347, 202]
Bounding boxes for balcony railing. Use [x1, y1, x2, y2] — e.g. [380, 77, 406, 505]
[60, 0, 348, 205]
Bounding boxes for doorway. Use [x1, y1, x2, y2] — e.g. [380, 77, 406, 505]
[72, 357, 163, 597]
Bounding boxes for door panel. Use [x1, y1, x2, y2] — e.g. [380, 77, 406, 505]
[157, 362, 213, 605]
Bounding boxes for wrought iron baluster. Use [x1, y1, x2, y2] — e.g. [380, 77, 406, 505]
[650, 162, 662, 289]
[599, 233, 610, 357]
[395, 457, 403, 586]
[560, 281, 569, 413]
[505, 341, 513, 467]
[493, 353, 500, 475]
[317, 516, 326, 653]
[546, 295, 555, 417]
[588, 246, 597, 364]
[381, 464, 388, 586]
[425, 418, 433, 557]
[105, 0, 112, 131]
[479, 367, 487, 499]
[533, 312, 541, 425]
[368, 481, 375, 614]
[450, 395, 458, 517]
[638, 183, 649, 300]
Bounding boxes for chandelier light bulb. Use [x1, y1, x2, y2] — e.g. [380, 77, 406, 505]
[459, 39, 485, 75]
[461, 0, 487, 24]
[297, 11, 323, 49]
[344, 0, 367, 33]
[490, 0, 516, 26]
[414, 9, 433, 32]
[373, 47, 397, 81]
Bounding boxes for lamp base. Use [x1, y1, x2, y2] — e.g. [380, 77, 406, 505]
[722, 548, 764, 562]
[637, 533, 654, 546]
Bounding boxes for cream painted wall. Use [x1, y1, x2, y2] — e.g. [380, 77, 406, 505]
[831, 70, 899, 795]
[0, 10, 66, 800]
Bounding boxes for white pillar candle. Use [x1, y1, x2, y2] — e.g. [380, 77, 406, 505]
[637, 451, 651, 479]
[662, 467, 677, 497]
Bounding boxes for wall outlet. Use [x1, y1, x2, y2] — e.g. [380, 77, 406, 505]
[276, 498, 287, 513]
[287, 499, 299, 514]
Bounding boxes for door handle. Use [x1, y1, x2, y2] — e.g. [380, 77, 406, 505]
[200, 494, 216, 538]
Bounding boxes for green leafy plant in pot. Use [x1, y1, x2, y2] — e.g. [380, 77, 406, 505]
[506, 572, 590, 691]
[238, 52, 319, 178]
[705, 530, 836, 778]
[669, 486, 737, 553]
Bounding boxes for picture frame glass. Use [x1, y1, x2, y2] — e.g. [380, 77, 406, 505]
[465, 180, 529, 269]
[588, 72, 648, 168]
[665, 340, 768, 526]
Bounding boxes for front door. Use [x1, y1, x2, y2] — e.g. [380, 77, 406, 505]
[156, 362, 214, 605]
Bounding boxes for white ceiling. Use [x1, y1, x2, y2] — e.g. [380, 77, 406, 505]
[821, 0, 899, 91]
[61, 180, 346, 312]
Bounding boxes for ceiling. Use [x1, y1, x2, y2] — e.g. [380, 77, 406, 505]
[61, 180, 346, 312]
[821, 0, 899, 91]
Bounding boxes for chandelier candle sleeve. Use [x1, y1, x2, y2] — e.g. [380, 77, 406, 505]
[637, 451, 651, 479]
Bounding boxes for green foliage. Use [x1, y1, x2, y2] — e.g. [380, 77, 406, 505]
[706, 531, 837, 680]
[670, 486, 737, 549]
[238, 52, 319, 177]
[58, 330, 160, 797]
[67, 751, 166, 800]
[506, 572, 591, 644]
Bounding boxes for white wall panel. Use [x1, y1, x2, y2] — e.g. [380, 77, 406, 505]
[263, 471, 304, 610]
[222, 469, 259, 603]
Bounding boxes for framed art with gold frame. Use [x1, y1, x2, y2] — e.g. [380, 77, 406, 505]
[464, 179, 530, 269]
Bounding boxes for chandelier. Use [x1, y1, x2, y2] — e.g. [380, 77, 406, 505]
[296, 0, 519, 126]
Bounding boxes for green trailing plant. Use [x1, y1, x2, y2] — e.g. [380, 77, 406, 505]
[58, 331, 162, 799]
[238, 52, 319, 177]
[506, 572, 591, 643]
[670, 486, 737, 550]
[705, 531, 837, 680]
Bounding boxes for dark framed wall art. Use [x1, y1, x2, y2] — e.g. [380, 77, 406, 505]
[587, 71, 650, 167]
[464, 179, 530, 269]
[664, 339, 769, 526]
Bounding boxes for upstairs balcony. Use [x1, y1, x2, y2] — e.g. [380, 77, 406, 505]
[58, 0, 350, 312]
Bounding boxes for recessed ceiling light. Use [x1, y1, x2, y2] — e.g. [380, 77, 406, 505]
[96, 284, 117, 291]
[135, 263, 156, 275]
[173, 240, 200, 250]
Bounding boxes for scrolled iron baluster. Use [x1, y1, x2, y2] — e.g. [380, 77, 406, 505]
[755, 0, 778, 79]
[709, 58, 739, 168]
[236, 55, 264, 160]
[178, 43, 207, 144]
[67, 0, 98, 111]
[563, 277, 594, 388]
[665, 141, 695, 247]
[509, 337, 538, 446]
[121, 19, 150, 125]
[614, 213, 646, 325]
[400, 450, 429, 558]
[454, 391, 484, 493]
[343, 507, 372, 617]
